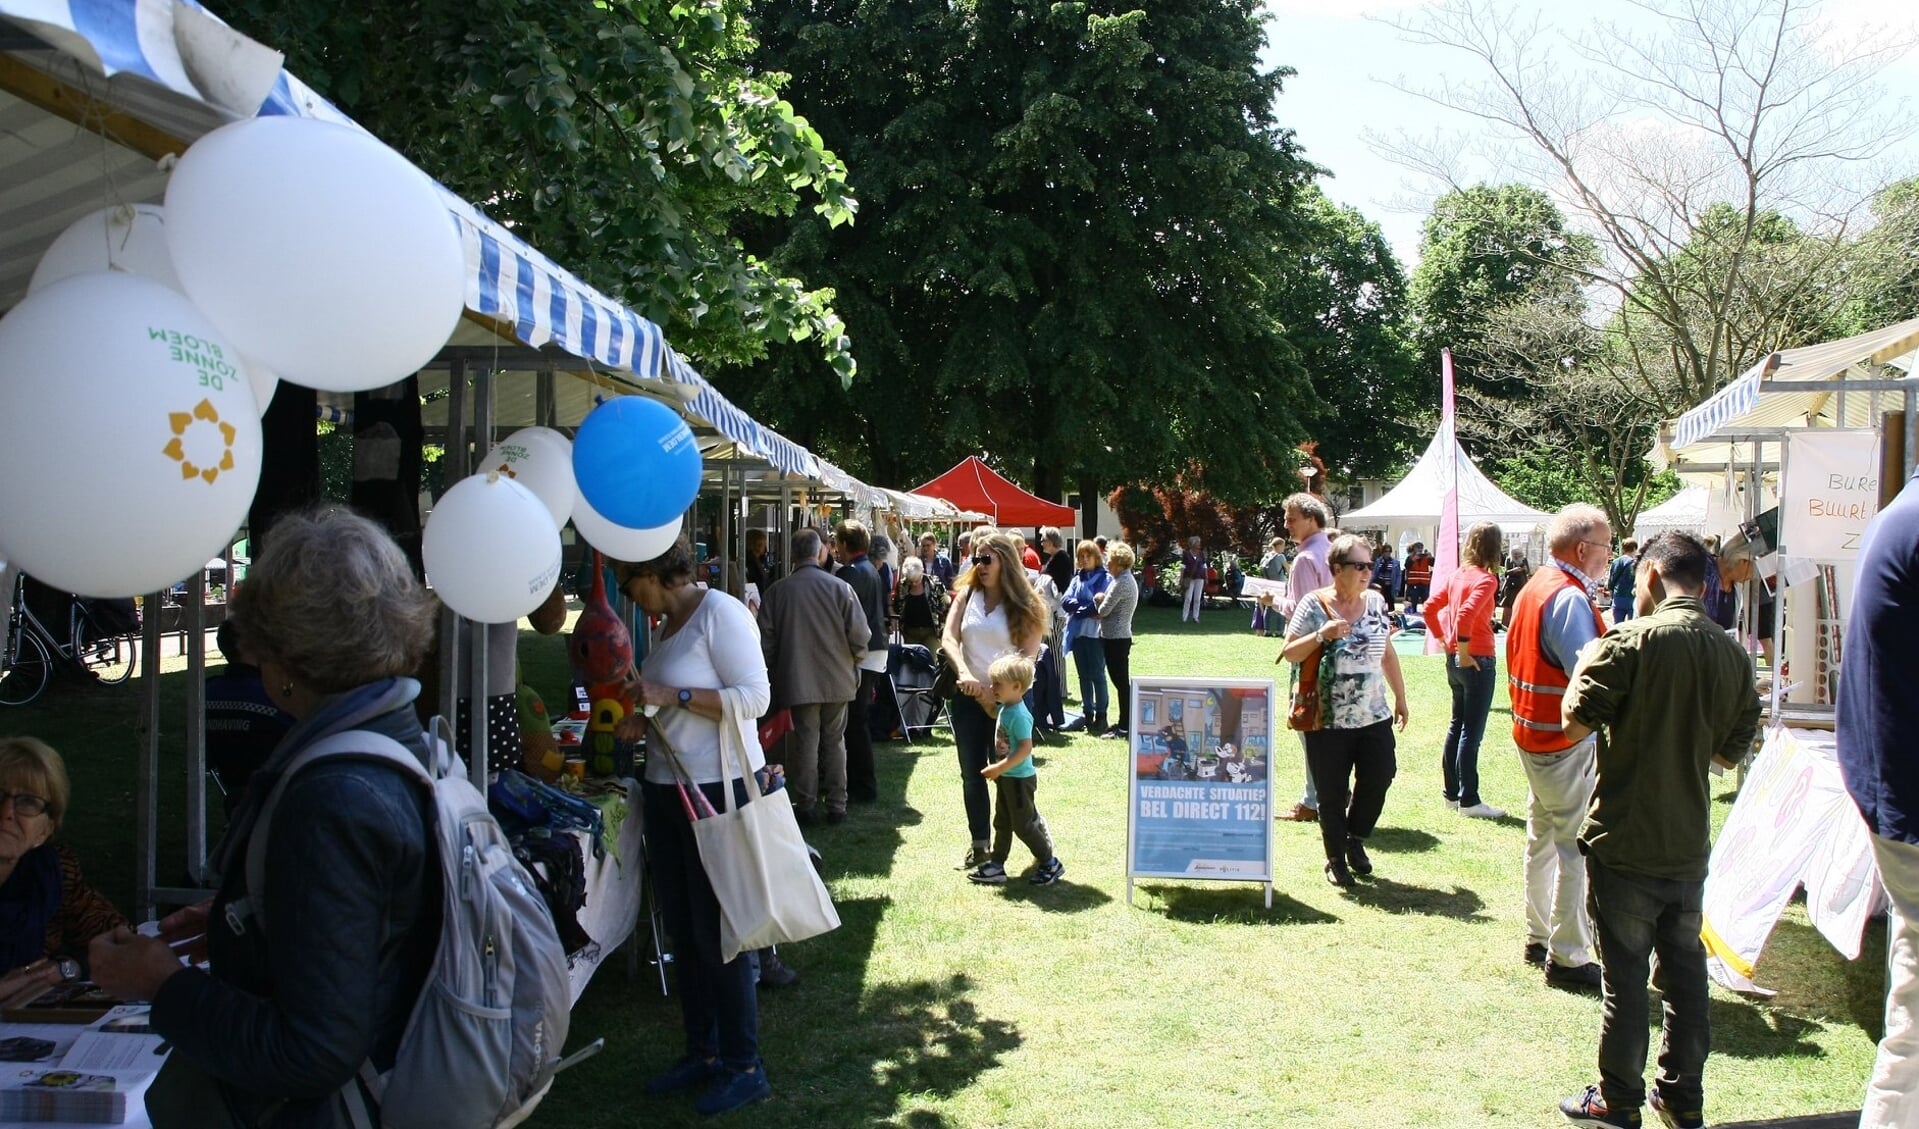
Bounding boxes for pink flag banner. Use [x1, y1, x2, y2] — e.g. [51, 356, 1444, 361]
[1425, 350, 1461, 655]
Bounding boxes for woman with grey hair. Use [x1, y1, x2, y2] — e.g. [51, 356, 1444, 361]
[90, 507, 444, 1129]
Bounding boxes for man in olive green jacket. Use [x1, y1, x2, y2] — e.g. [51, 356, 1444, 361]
[1556, 531, 1759, 1129]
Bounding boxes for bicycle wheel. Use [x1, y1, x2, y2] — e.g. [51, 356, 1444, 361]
[85, 634, 137, 685]
[0, 628, 52, 707]
[71, 604, 138, 685]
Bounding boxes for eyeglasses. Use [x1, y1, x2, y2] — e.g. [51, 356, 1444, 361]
[972, 555, 995, 566]
[0, 790, 49, 818]
[1334, 560, 1373, 572]
[1582, 541, 1612, 555]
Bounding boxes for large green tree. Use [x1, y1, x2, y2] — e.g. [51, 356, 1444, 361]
[733, 0, 1324, 510]
[223, 0, 857, 375]
[1276, 188, 1423, 480]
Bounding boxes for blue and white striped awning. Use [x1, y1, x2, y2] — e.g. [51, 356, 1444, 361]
[1670, 358, 1768, 450]
[0, 0, 823, 480]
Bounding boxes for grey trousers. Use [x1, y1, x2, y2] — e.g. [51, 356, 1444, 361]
[787, 701, 849, 815]
[990, 774, 1055, 866]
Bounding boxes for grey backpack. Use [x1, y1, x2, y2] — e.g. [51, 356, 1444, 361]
[242, 730, 572, 1129]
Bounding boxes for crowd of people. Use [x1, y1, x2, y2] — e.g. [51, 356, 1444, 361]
[7, 477, 1916, 1128]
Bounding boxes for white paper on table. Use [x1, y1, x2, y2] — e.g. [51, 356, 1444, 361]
[59, 1032, 166, 1073]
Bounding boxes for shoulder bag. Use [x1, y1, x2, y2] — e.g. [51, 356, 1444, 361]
[1286, 589, 1339, 733]
[650, 718, 840, 963]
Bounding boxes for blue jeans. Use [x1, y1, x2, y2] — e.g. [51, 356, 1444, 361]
[642, 781, 760, 1070]
[1587, 856, 1709, 1113]
[1442, 653, 1498, 807]
[949, 694, 996, 845]
[1070, 632, 1108, 720]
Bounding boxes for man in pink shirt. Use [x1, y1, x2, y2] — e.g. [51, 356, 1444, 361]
[1278, 493, 1333, 822]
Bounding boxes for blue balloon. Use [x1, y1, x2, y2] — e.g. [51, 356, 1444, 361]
[572, 397, 703, 530]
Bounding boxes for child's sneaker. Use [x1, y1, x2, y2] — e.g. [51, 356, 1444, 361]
[1029, 858, 1066, 885]
[1560, 1085, 1641, 1127]
[967, 861, 1008, 885]
[1649, 1091, 1704, 1129]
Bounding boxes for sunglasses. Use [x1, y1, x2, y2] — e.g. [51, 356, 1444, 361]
[972, 555, 995, 566]
[1334, 560, 1374, 572]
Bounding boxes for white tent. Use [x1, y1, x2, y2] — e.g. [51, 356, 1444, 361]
[1631, 486, 1709, 542]
[1344, 422, 1553, 534]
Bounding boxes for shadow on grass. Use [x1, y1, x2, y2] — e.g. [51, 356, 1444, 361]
[1143, 884, 1338, 926]
[1708, 994, 1828, 1060]
[1368, 827, 1441, 854]
[1342, 875, 1489, 921]
[998, 879, 1113, 913]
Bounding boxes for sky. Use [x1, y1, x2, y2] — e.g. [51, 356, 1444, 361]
[1258, 0, 1919, 269]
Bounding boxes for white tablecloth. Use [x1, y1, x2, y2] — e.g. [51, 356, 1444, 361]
[564, 791, 645, 1005]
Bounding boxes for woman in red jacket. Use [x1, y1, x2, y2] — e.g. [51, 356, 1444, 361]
[1423, 522, 1507, 819]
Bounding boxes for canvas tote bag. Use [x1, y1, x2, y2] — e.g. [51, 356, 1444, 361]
[652, 714, 841, 962]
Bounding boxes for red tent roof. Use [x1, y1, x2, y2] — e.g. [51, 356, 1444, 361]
[910, 457, 1076, 527]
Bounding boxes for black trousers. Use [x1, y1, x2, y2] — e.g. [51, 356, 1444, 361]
[845, 668, 885, 800]
[1303, 719, 1398, 862]
[1102, 637, 1133, 731]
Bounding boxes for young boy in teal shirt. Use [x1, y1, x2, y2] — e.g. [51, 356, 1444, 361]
[970, 653, 1066, 886]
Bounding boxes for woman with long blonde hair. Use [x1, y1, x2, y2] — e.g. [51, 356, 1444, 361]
[942, 533, 1045, 873]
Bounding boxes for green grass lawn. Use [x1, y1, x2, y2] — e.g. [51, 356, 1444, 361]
[0, 604, 1885, 1127]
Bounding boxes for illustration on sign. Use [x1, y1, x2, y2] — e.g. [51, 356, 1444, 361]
[1127, 678, 1275, 896]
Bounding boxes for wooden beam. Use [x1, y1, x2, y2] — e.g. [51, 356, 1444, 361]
[0, 54, 187, 160]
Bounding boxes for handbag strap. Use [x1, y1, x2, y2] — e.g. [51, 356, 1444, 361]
[647, 721, 718, 820]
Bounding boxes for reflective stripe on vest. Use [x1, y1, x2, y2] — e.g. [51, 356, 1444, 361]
[1504, 565, 1605, 754]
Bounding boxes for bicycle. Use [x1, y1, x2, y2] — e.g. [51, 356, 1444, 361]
[0, 575, 139, 707]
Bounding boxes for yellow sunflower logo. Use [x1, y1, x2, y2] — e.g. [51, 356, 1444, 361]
[162, 398, 238, 485]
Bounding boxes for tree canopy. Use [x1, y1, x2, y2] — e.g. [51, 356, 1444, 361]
[223, 0, 858, 377]
[732, 0, 1402, 509]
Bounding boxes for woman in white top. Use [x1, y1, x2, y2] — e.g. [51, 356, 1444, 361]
[940, 532, 1045, 871]
[616, 540, 774, 1116]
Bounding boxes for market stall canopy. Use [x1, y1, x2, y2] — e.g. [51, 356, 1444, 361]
[1656, 316, 1919, 476]
[1343, 423, 1552, 532]
[0, 0, 821, 480]
[910, 457, 1076, 527]
[1631, 486, 1708, 542]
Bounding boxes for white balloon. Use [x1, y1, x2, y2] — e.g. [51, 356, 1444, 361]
[31, 203, 283, 416]
[571, 486, 682, 562]
[478, 427, 574, 529]
[424, 473, 562, 623]
[29, 204, 182, 294]
[0, 273, 261, 597]
[164, 117, 466, 394]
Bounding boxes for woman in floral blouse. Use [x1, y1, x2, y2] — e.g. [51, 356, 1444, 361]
[1281, 534, 1410, 887]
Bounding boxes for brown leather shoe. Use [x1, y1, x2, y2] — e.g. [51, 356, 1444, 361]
[1278, 803, 1319, 823]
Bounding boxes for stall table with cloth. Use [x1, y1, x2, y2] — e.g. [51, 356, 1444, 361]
[0, 1006, 166, 1129]
[564, 784, 646, 1004]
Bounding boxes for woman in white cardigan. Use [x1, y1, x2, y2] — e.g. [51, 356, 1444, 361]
[618, 540, 774, 1117]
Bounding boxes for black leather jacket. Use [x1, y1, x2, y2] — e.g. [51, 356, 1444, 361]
[150, 679, 440, 1129]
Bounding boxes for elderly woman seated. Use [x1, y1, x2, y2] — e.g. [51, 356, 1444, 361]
[0, 737, 126, 1004]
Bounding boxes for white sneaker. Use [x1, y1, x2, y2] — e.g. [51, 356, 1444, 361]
[1445, 799, 1460, 811]
[1458, 802, 1506, 819]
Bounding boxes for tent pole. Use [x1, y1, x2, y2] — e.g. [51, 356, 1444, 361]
[136, 590, 163, 923]
[438, 359, 467, 735]
[465, 365, 495, 791]
[184, 567, 207, 884]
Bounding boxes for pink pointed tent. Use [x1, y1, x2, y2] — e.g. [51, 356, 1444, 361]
[910, 457, 1077, 526]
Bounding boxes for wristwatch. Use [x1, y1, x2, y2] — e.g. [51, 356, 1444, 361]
[53, 957, 79, 981]
[677, 688, 693, 709]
